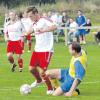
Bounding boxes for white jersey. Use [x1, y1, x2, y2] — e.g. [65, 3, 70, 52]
[4, 20, 25, 41]
[21, 18, 32, 32]
[69, 21, 78, 33]
[33, 17, 54, 52]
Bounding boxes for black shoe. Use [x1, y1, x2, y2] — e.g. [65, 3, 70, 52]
[11, 64, 17, 72]
[75, 88, 80, 95]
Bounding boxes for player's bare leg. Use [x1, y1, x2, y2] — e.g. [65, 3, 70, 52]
[7, 53, 17, 72]
[46, 69, 80, 96]
[46, 69, 60, 89]
[46, 69, 64, 96]
[53, 87, 64, 96]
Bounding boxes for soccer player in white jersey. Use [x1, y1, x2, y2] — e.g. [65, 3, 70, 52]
[4, 10, 25, 72]
[25, 7, 57, 94]
[21, 11, 32, 52]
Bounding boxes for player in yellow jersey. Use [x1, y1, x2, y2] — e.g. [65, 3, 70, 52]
[46, 42, 87, 96]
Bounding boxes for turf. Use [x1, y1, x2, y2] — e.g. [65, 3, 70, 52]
[0, 36, 100, 100]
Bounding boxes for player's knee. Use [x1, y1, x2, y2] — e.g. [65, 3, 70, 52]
[7, 53, 12, 58]
[29, 66, 35, 72]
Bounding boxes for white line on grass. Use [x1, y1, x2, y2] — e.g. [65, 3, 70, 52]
[0, 80, 100, 91]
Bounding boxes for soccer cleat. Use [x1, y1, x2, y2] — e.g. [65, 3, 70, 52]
[11, 63, 17, 72]
[30, 80, 44, 88]
[72, 88, 80, 96]
[46, 89, 54, 95]
[75, 88, 80, 95]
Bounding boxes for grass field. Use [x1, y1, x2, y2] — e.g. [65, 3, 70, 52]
[0, 35, 100, 100]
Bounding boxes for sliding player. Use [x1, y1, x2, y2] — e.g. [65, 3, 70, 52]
[46, 42, 87, 96]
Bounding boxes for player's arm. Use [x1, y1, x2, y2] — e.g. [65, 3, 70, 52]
[23, 25, 34, 36]
[64, 78, 80, 97]
[64, 60, 85, 97]
[37, 18, 57, 34]
[38, 25, 57, 33]
[4, 24, 9, 42]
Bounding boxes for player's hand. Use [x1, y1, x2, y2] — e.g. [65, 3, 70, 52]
[64, 91, 72, 97]
[36, 28, 46, 34]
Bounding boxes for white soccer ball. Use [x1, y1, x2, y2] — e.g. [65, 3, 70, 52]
[20, 84, 32, 95]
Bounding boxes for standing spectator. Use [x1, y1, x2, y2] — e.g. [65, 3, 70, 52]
[62, 12, 69, 27]
[68, 18, 79, 44]
[76, 10, 86, 44]
[85, 18, 92, 34]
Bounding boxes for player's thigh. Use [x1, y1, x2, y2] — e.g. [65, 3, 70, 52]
[39, 52, 52, 70]
[29, 52, 38, 70]
[46, 69, 61, 80]
[7, 41, 14, 53]
[15, 41, 22, 54]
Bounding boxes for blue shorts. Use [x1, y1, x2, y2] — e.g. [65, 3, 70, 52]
[59, 68, 74, 93]
[78, 29, 86, 36]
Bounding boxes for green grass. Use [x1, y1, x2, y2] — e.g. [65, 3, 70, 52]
[0, 36, 100, 100]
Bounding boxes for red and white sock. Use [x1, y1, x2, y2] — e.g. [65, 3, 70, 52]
[42, 73, 53, 90]
[18, 58, 23, 70]
[30, 68, 42, 83]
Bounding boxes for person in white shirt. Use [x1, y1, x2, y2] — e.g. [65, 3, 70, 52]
[68, 18, 79, 44]
[25, 6, 57, 95]
[4, 10, 25, 72]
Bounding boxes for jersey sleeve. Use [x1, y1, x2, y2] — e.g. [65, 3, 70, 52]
[74, 60, 85, 81]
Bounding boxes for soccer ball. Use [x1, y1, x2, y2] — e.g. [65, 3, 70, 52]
[20, 84, 32, 95]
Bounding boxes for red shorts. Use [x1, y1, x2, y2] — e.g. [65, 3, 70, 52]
[26, 34, 31, 41]
[29, 52, 52, 70]
[7, 40, 22, 54]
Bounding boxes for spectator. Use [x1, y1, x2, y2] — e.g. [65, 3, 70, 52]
[62, 12, 69, 27]
[76, 10, 86, 45]
[85, 18, 92, 34]
[68, 18, 79, 44]
[94, 31, 100, 45]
